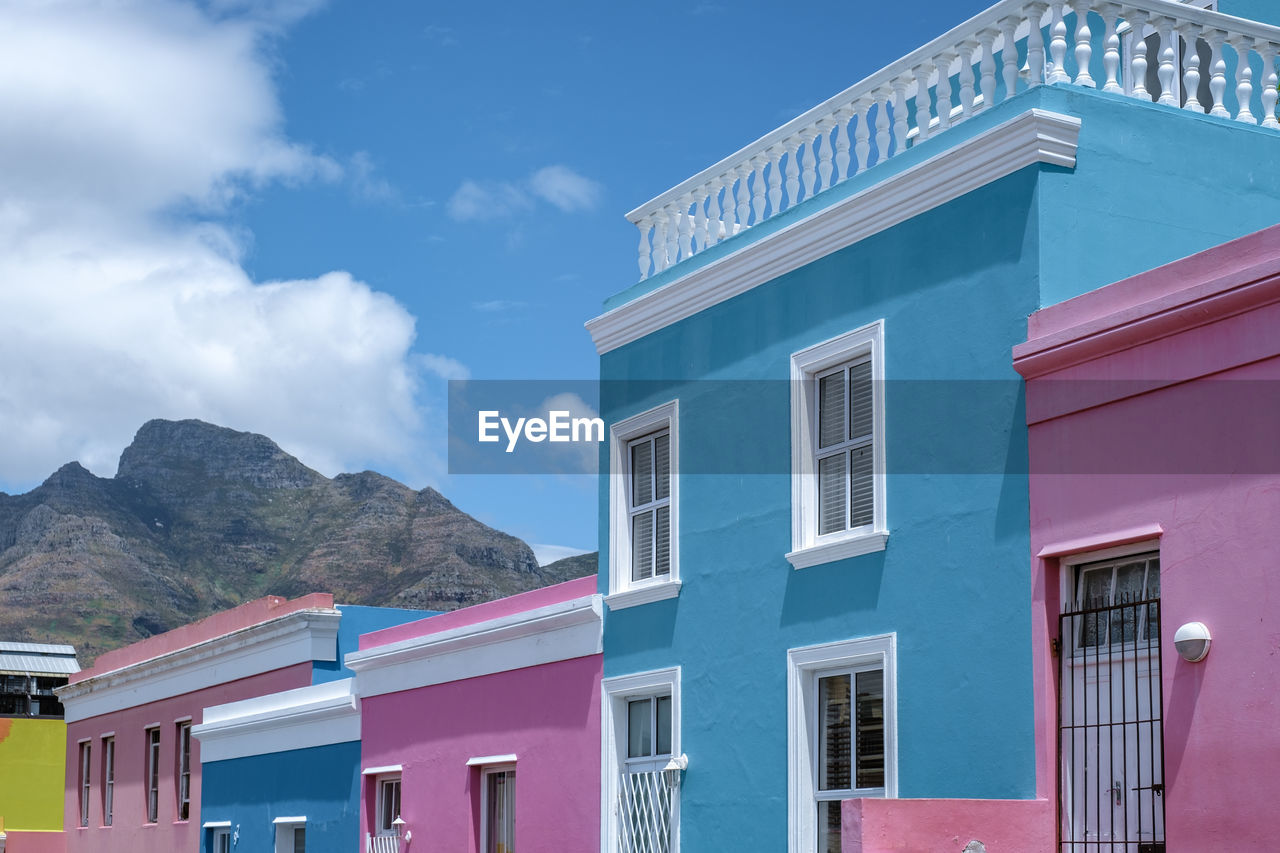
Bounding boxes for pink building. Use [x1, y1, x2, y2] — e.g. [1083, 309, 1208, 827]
[347, 576, 602, 853]
[56, 594, 340, 853]
[1013, 224, 1280, 851]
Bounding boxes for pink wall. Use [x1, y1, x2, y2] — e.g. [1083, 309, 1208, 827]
[360, 654, 601, 853]
[75, 594, 333, 683]
[359, 575, 596, 650]
[3, 831, 66, 853]
[840, 798, 1053, 853]
[63, 662, 311, 853]
[1014, 224, 1280, 849]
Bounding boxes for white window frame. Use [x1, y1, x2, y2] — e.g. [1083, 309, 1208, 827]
[78, 739, 91, 827]
[607, 401, 681, 610]
[479, 763, 516, 853]
[787, 634, 897, 853]
[374, 774, 402, 837]
[176, 720, 192, 821]
[102, 734, 115, 827]
[145, 726, 161, 824]
[210, 826, 232, 853]
[601, 667, 682, 853]
[788, 322, 888, 569]
[1059, 540, 1161, 654]
[273, 816, 306, 853]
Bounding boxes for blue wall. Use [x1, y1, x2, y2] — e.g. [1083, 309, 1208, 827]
[201, 742, 361, 853]
[312, 604, 438, 684]
[597, 82, 1280, 851]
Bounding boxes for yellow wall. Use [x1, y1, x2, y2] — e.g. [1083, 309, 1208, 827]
[0, 717, 67, 831]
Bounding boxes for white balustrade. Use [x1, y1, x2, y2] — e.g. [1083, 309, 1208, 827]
[627, 0, 1280, 280]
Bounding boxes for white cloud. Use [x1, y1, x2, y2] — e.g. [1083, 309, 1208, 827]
[531, 543, 592, 567]
[528, 165, 602, 212]
[446, 166, 602, 222]
[0, 0, 438, 491]
[348, 151, 398, 203]
[472, 299, 527, 312]
[415, 353, 470, 381]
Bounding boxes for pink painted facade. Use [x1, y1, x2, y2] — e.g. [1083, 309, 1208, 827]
[839, 799, 1053, 853]
[58, 595, 338, 853]
[354, 576, 601, 853]
[2, 832, 66, 853]
[1013, 224, 1280, 850]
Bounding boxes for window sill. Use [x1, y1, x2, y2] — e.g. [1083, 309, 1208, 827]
[605, 580, 682, 610]
[786, 532, 888, 569]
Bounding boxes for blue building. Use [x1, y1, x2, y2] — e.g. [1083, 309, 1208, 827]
[192, 605, 432, 853]
[588, 2, 1280, 851]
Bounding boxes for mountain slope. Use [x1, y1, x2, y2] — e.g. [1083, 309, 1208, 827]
[0, 419, 591, 661]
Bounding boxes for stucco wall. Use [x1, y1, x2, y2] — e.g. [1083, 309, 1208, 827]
[359, 654, 601, 853]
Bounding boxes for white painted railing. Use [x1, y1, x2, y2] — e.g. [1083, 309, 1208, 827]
[618, 769, 674, 853]
[366, 833, 400, 853]
[628, 0, 1280, 280]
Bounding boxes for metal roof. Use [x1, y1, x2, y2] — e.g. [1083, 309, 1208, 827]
[0, 641, 80, 677]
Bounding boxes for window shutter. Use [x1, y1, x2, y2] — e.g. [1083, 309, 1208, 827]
[654, 506, 670, 576]
[632, 440, 654, 506]
[632, 510, 654, 581]
[818, 454, 847, 536]
[654, 433, 670, 500]
[850, 446, 874, 528]
[818, 372, 846, 449]
[848, 359, 873, 442]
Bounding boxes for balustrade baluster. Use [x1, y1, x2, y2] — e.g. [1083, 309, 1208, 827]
[749, 157, 767, 224]
[874, 94, 891, 164]
[1230, 36, 1256, 123]
[854, 100, 872, 176]
[1156, 22, 1178, 106]
[833, 110, 852, 181]
[1027, 4, 1049, 87]
[1259, 43, 1279, 129]
[816, 120, 834, 189]
[1127, 9, 1151, 100]
[784, 141, 801, 210]
[979, 30, 998, 109]
[1049, 2, 1070, 84]
[935, 52, 955, 128]
[892, 81, 910, 153]
[1000, 17, 1020, 101]
[1101, 4, 1121, 93]
[959, 42, 978, 118]
[692, 191, 709, 251]
[912, 68, 932, 143]
[1073, 1, 1095, 87]
[674, 199, 691, 263]
[799, 131, 817, 200]
[637, 216, 653, 280]
[766, 147, 784, 218]
[707, 179, 725, 244]
[735, 165, 752, 228]
[1180, 24, 1203, 112]
[652, 216, 669, 274]
[1206, 31, 1229, 117]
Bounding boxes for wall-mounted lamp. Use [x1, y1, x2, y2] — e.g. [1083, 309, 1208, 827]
[1174, 621, 1211, 662]
[662, 754, 689, 790]
[392, 816, 412, 843]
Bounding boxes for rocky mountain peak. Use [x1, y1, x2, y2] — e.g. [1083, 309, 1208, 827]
[117, 419, 324, 490]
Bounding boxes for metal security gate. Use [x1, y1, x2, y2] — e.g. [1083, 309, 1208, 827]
[1059, 595, 1166, 852]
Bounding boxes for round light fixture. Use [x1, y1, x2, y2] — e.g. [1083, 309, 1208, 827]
[1173, 621, 1211, 662]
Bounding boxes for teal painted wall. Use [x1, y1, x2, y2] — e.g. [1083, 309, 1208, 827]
[201, 741, 360, 853]
[597, 81, 1280, 851]
[312, 604, 438, 684]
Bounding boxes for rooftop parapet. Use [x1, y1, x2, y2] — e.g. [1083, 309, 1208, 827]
[626, 0, 1280, 283]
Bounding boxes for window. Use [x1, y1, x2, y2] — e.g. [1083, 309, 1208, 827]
[78, 740, 91, 827]
[602, 668, 682, 853]
[481, 766, 516, 853]
[788, 322, 886, 569]
[274, 818, 307, 853]
[1070, 550, 1160, 650]
[102, 736, 114, 826]
[176, 721, 192, 821]
[211, 827, 231, 853]
[607, 401, 680, 609]
[375, 776, 402, 836]
[788, 635, 896, 853]
[145, 727, 160, 823]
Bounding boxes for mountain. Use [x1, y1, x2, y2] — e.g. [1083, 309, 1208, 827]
[0, 419, 593, 662]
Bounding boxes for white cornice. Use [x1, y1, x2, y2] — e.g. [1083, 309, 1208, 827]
[587, 109, 1080, 355]
[56, 609, 341, 724]
[347, 594, 602, 698]
[192, 678, 360, 763]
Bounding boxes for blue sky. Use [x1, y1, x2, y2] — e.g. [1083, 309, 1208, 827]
[0, 0, 992, 561]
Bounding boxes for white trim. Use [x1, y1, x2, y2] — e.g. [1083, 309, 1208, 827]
[587, 109, 1080, 354]
[787, 634, 897, 853]
[98, 731, 115, 738]
[788, 322, 888, 569]
[1037, 525, 1164, 559]
[362, 764, 403, 776]
[56, 609, 341, 723]
[608, 401, 681, 607]
[348, 594, 602, 698]
[202, 821, 232, 829]
[604, 580, 683, 611]
[601, 667, 682, 853]
[192, 678, 361, 763]
[1057, 540, 1162, 616]
[173, 715, 193, 723]
[479, 764, 517, 853]
[272, 816, 306, 825]
[466, 754, 518, 767]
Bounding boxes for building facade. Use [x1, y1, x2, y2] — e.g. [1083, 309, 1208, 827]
[348, 576, 602, 853]
[1013, 223, 1280, 851]
[587, 2, 1280, 851]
